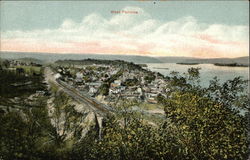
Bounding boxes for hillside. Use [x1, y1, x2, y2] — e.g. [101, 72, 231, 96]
[0, 52, 162, 64]
[1, 52, 248, 65]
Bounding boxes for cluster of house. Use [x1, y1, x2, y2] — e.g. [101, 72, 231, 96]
[57, 65, 119, 96]
[106, 70, 168, 104]
[56, 64, 169, 105]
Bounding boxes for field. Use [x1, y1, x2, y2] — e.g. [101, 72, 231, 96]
[16, 65, 42, 74]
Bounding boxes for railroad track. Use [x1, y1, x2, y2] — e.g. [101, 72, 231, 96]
[56, 79, 113, 114]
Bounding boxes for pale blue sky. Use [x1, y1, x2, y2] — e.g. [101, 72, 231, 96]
[1, 1, 249, 58]
[1, 1, 249, 31]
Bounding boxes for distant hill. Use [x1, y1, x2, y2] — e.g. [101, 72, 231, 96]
[155, 56, 195, 63]
[1, 51, 248, 65]
[177, 56, 249, 65]
[155, 56, 249, 65]
[0, 52, 162, 64]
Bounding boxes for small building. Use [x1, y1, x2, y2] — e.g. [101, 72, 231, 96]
[76, 72, 83, 79]
[54, 73, 61, 79]
[89, 87, 97, 95]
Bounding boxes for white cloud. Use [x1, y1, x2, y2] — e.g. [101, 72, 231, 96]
[1, 6, 249, 58]
[61, 19, 77, 29]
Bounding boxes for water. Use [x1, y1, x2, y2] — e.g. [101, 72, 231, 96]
[145, 63, 249, 88]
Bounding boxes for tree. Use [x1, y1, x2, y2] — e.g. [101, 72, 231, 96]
[98, 83, 110, 96]
[0, 112, 30, 160]
[206, 76, 249, 111]
[159, 68, 248, 160]
[71, 68, 248, 160]
[161, 91, 248, 159]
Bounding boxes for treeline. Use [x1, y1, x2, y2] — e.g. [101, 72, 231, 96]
[214, 63, 249, 67]
[55, 59, 148, 72]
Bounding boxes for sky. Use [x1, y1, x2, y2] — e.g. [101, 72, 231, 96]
[0, 1, 249, 58]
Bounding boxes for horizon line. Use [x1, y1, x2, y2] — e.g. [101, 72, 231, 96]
[1, 51, 248, 59]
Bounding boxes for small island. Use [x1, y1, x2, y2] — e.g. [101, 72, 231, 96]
[214, 63, 249, 67]
[153, 67, 169, 70]
[176, 63, 199, 65]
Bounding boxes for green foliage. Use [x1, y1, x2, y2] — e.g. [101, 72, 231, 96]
[144, 74, 156, 83]
[187, 67, 200, 80]
[97, 69, 123, 96]
[1, 60, 10, 68]
[1, 65, 248, 160]
[72, 114, 163, 160]
[99, 83, 110, 96]
[122, 78, 139, 86]
[206, 76, 249, 111]
[0, 68, 73, 160]
[106, 69, 123, 84]
[0, 97, 58, 160]
[0, 68, 45, 98]
[0, 112, 30, 160]
[17, 65, 41, 75]
[71, 68, 248, 160]
[162, 92, 247, 160]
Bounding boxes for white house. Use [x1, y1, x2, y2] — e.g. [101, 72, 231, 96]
[54, 73, 61, 79]
[76, 72, 83, 79]
[89, 87, 97, 94]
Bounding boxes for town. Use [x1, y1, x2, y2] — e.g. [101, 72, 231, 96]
[54, 59, 169, 107]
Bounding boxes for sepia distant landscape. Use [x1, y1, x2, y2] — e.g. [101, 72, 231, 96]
[0, 1, 249, 160]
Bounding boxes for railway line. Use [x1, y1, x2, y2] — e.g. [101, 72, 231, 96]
[56, 79, 114, 114]
[45, 67, 113, 116]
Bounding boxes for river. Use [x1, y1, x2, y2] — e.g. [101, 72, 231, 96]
[145, 63, 249, 88]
